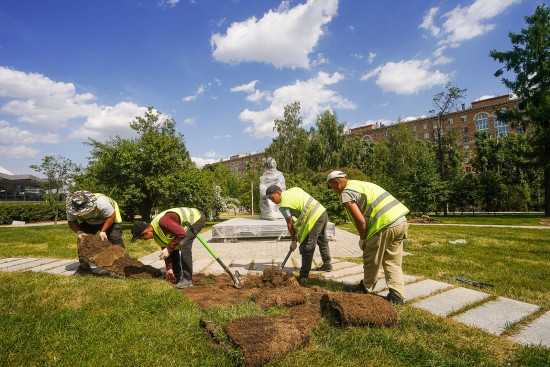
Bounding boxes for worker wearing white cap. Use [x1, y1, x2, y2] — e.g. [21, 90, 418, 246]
[327, 170, 409, 305]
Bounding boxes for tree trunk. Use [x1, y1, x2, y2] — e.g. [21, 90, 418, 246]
[545, 167, 550, 217]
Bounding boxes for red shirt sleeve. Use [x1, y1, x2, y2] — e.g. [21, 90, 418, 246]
[158, 212, 187, 271]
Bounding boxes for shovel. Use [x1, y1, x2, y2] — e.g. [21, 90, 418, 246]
[184, 221, 244, 289]
[280, 248, 294, 269]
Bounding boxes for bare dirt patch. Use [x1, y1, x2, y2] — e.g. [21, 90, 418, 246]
[185, 268, 398, 366]
[78, 236, 162, 279]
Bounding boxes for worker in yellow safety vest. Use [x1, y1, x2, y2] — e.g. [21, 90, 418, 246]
[130, 208, 205, 289]
[66, 190, 125, 274]
[327, 171, 409, 305]
[264, 185, 332, 284]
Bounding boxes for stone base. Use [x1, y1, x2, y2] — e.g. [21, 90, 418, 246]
[211, 217, 335, 241]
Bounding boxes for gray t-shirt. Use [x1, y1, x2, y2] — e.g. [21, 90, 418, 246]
[66, 195, 115, 225]
[341, 188, 405, 228]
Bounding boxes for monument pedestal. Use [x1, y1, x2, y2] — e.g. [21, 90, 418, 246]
[211, 217, 335, 242]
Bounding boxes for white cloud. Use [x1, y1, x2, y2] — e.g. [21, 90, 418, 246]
[367, 52, 376, 64]
[361, 59, 450, 95]
[159, 0, 180, 8]
[0, 120, 60, 145]
[433, 0, 521, 46]
[231, 80, 258, 94]
[183, 84, 206, 102]
[239, 71, 356, 137]
[0, 145, 39, 159]
[192, 156, 218, 168]
[183, 117, 196, 125]
[204, 151, 219, 159]
[474, 94, 495, 101]
[211, 0, 338, 69]
[420, 7, 441, 37]
[231, 80, 271, 103]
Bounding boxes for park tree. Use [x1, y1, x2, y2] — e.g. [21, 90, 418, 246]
[265, 102, 309, 174]
[83, 107, 195, 221]
[308, 110, 346, 171]
[430, 82, 467, 215]
[490, 4, 550, 216]
[30, 155, 80, 223]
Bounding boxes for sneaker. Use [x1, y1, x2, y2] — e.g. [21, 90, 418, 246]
[343, 280, 367, 294]
[314, 262, 333, 272]
[174, 279, 193, 289]
[386, 289, 404, 305]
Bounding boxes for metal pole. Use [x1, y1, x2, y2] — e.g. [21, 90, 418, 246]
[251, 180, 253, 216]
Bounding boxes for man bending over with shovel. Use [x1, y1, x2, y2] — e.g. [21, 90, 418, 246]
[264, 185, 332, 284]
[131, 208, 205, 289]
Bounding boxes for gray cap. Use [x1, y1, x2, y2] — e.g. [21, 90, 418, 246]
[326, 170, 347, 182]
[262, 184, 281, 199]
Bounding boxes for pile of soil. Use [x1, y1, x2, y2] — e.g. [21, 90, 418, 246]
[185, 269, 398, 366]
[320, 292, 398, 326]
[78, 236, 162, 279]
[408, 215, 439, 223]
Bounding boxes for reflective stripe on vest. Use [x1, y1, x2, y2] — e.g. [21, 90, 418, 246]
[343, 180, 409, 240]
[150, 207, 201, 248]
[93, 193, 122, 223]
[279, 188, 325, 243]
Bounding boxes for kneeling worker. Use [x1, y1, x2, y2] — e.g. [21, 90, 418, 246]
[131, 207, 205, 289]
[264, 185, 332, 283]
[327, 170, 409, 305]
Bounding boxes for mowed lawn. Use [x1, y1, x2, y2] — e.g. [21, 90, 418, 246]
[0, 217, 549, 366]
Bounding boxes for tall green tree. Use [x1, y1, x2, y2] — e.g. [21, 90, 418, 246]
[30, 155, 80, 223]
[265, 102, 309, 174]
[307, 110, 345, 171]
[430, 82, 467, 215]
[490, 4, 550, 216]
[83, 107, 194, 221]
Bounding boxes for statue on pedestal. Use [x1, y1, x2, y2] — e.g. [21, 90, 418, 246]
[259, 157, 286, 220]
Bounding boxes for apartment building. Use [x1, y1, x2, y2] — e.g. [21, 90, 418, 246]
[220, 151, 266, 175]
[350, 94, 523, 171]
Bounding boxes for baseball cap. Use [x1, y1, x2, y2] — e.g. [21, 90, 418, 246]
[326, 170, 347, 182]
[262, 184, 281, 199]
[131, 221, 149, 242]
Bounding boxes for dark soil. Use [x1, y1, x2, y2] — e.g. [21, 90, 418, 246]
[78, 235, 162, 279]
[186, 268, 398, 366]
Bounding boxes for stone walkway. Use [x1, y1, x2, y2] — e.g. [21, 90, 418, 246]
[1, 227, 548, 349]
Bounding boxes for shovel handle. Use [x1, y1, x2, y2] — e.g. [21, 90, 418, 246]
[281, 248, 293, 268]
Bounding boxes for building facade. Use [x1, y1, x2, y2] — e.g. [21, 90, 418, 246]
[220, 152, 266, 175]
[350, 94, 522, 171]
[0, 173, 45, 201]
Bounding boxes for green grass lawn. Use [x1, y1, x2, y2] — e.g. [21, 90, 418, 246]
[424, 213, 549, 226]
[1, 217, 549, 366]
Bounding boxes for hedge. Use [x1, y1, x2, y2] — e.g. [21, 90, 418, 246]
[0, 202, 66, 225]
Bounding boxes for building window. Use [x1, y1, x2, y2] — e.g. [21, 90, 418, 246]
[363, 135, 372, 143]
[494, 117, 509, 137]
[424, 132, 430, 139]
[413, 125, 418, 132]
[423, 122, 429, 129]
[447, 118, 454, 125]
[466, 166, 472, 173]
[518, 127, 525, 135]
[476, 113, 489, 132]
[462, 126, 468, 133]
[414, 134, 419, 140]
[463, 136, 469, 142]
[460, 115, 467, 122]
[448, 128, 454, 132]
[464, 145, 470, 152]
[464, 157, 470, 163]
[384, 130, 388, 137]
[374, 132, 379, 138]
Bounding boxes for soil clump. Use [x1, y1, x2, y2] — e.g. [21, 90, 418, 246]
[320, 291, 398, 326]
[78, 235, 162, 279]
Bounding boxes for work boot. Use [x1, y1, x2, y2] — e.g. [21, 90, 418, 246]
[174, 279, 193, 289]
[296, 275, 309, 285]
[343, 280, 367, 294]
[74, 262, 93, 275]
[314, 262, 333, 272]
[386, 289, 404, 305]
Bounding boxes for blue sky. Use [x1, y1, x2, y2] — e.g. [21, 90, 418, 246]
[0, 0, 539, 174]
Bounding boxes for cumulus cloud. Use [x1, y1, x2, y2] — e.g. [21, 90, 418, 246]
[239, 71, 356, 138]
[420, 7, 441, 37]
[183, 117, 196, 125]
[0, 120, 60, 145]
[191, 156, 219, 168]
[211, 0, 338, 69]
[183, 84, 206, 102]
[361, 59, 450, 95]
[231, 80, 271, 103]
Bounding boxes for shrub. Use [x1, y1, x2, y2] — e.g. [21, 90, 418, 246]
[0, 202, 66, 225]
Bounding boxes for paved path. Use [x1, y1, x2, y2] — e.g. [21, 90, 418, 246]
[1, 227, 548, 348]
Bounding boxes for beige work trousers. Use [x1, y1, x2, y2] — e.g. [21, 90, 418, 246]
[362, 221, 408, 299]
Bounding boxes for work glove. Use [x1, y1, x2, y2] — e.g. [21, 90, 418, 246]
[76, 231, 87, 240]
[159, 247, 170, 260]
[165, 269, 177, 284]
[289, 240, 297, 251]
[358, 239, 366, 251]
[99, 231, 108, 241]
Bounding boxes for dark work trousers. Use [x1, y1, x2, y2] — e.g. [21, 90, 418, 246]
[78, 222, 125, 265]
[299, 211, 331, 278]
[170, 215, 206, 282]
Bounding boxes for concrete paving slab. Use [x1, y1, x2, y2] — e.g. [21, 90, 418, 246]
[147, 260, 166, 270]
[228, 259, 252, 275]
[249, 259, 276, 272]
[202, 261, 226, 275]
[510, 310, 550, 348]
[29, 259, 76, 272]
[0, 258, 41, 270]
[333, 272, 364, 284]
[378, 279, 452, 301]
[192, 259, 215, 273]
[323, 265, 364, 279]
[44, 261, 80, 274]
[412, 287, 490, 316]
[454, 297, 541, 335]
[4, 258, 60, 272]
[0, 257, 22, 264]
[211, 217, 335, 239]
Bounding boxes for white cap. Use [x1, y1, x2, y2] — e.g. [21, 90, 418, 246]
[327, 170, 347, 182]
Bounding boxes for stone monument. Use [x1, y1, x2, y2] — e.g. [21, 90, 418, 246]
[259, 157, 286, 220]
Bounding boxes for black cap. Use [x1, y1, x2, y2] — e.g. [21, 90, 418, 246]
[262, 184, 281, 199]
[131, 221, 149, 242]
